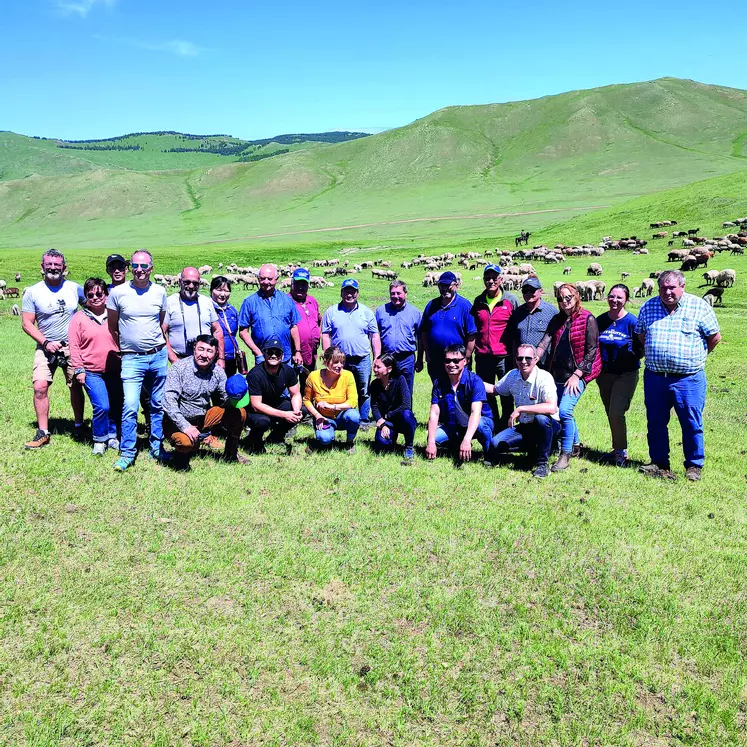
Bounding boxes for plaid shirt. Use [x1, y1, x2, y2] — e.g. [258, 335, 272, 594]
[635, 293, 719, 374]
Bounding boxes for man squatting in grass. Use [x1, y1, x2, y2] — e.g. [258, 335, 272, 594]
[635, 269, 720, 482]
[22, 249, 86, 449]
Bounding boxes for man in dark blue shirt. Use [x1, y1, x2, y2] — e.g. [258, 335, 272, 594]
[426, 344, 494, 463]
[418, 271, 477, 382]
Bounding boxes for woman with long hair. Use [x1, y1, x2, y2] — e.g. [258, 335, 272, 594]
[537, 283, 601, 472]
[210, 276, 242, 377]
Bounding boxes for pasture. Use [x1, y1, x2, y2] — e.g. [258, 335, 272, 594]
[0, 222, 745, 746]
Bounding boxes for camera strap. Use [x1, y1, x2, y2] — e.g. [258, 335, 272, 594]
[179, 296, 202, 352]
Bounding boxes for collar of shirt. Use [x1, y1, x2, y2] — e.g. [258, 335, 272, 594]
[338, 302, 359, 313]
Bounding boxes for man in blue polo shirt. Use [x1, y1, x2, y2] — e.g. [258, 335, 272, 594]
[425, 344, 494, 463]
[322, 278, 381, 423]
[375, 280, 421, 396]
[239, 264, 302, 365]
[418, 271, 477, 383]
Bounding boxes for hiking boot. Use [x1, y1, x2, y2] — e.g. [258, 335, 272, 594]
[107, 437, 120, 452]
[92, 442, 107, 456]
[533, 463, 550, 479]
[200, 434, 223, 450]
[551, 451, 572, 472]
[685, 466, 702, 482]
[639, 463, 677, 481]
[25, 429, 51, 449]
[401, 446, 415, 465]
[113, 456, 134, 472]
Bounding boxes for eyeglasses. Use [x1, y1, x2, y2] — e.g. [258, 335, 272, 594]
[131, 263, 151, 270]
[516, 356, 533, 363]
[182, 280, 199, 287]
[444, 358, 464, 365]
[86, 291, 105, 299]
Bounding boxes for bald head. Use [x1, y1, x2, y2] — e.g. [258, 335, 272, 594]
[180, 266, 201, 300]
[258, 264, 279, 295]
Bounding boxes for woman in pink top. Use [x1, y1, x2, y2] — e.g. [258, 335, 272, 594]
[68, 278, 121, 455]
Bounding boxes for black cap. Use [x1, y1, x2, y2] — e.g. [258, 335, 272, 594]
[106, 253, 127, 267]
[263, 337, 284, 352]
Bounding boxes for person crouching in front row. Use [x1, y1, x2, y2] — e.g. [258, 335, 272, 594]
[162, 334, 248, 470]
[303, 345, 360, 453]
[484, 344, 560, 479]
[425, 344, 493, 463]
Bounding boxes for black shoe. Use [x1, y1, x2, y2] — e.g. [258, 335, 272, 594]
[571, 443, 582, 458]
[533, 463, 550, 479]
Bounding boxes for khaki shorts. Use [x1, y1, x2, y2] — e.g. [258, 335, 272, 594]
[33, 345, 75, 387]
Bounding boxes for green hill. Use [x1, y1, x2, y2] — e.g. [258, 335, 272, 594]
[2, 77, 747, 249]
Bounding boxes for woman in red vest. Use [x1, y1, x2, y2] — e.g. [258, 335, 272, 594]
[537, 284, 602, 472]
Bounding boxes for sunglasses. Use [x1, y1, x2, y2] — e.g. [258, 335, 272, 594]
[559, 295, 574, 302]
[265, 349, 283, 358]
[131, 263, 151, 270]
[182, 280, 199, 287]
[86, 291, 105, 299]
[516, 356, 533, 363]
[444, 358, 464, 365]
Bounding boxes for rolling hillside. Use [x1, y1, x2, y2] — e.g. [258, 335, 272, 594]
[2, 77, 747, 249]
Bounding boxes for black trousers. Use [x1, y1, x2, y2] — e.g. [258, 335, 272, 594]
[245, 400, 294, 449]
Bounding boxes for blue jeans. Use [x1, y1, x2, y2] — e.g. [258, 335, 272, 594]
[475, 353, 513, 426]
[393, 353, 416, 398]
[644, 369, 706, 468]
[345, 356, 372, 421]
[435, 416, 494, 454]
[83, 371, 119, 443]
[556, 379, 586, 453]
[375, 409, 417, 449]
[120, 348, 168, 459]
[489, 415, 561, 466]
[315, 408, 361, 445]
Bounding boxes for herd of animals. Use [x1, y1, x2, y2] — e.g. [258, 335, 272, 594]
[1, 217, 743, 312]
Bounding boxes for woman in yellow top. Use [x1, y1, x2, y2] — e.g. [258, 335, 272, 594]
[303, 345, 360, 451]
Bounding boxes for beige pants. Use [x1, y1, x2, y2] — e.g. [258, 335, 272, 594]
[33, 345, 74, 387]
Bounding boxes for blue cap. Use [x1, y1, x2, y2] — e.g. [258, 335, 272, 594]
[225, 374, 249, 409]
[438, 271, 458, 285]
[341, 278, 359, 290]
[483, 264, 502, 275]
[292, 268, 310, 282]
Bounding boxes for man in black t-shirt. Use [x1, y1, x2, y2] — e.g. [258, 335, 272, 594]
[245, 337, 304, 453]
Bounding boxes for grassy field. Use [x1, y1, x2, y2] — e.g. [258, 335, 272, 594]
[0, 208, 745, 745]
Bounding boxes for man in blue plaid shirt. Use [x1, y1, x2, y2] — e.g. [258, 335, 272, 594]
[635, 270, 721, 481]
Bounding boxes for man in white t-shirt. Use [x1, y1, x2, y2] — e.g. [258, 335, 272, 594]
[163, 267, 224, 364]
[484, 344, 560, 479]
[22, 249, 85, 449]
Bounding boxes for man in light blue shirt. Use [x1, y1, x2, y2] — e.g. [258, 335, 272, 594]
[322, 278, 381, 423]
[635, 270, 721, 482]
[239, 264, 302, 364]
[375, 280, 421, 396]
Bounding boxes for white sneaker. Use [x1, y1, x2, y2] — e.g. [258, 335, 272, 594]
[107, 438, 120, 452]
[92, 442, 107, 456]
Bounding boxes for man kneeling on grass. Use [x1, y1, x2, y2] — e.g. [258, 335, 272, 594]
[484, 344, 560, 479]
[162, 334, 248, 471]
[425, 344, 493, 463]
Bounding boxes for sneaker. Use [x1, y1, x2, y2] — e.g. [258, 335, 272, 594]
[639, 463, 677, 481]
[347, 443, 357, 455]
[113, 456, 134, 472]
[533, 463, 550, 479]
[614, 454, 629, 468]
[25, 429, 51, 449]
[92, 442, 107, 456]
[107, 437, 120, 452]
[401, 447, 415, 465]
[200, 434, 223, 450]
[148, 448, 172, 463]
[551, 451, 572, 472]
[358, 421, 373, 432]
[483, 459, 497, 469]
[685, 466, 702, 482]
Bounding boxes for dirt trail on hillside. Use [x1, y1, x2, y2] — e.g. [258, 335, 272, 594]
[200, 205, 610, 244]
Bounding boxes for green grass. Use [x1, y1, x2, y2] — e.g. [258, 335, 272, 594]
[0, 229, 745, 744]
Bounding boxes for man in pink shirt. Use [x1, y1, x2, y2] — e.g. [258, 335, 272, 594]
[289, 268, 321, 394]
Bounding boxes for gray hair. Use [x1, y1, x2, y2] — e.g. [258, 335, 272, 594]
[42, 248, 66, 265]
[132, 249, 153, 263]
[516, 344, 537, 357]
[658, 270, 685, 287]
[390, 279, 408, 293]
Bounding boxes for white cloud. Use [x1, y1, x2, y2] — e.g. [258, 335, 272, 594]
[56, 0, 115, 18]
[93, 35, 209, 57]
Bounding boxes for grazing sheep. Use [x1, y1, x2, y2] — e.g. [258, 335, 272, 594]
[641, 278, 655, 297]
[586, 263, 603, 276]
[703, 288, 723, 306]
[5, 287, 20, 298]
[703, 293, 716, 307]
[15, 273, 21, 282]
[563, 266, 572, 275]
[716, 269, 736, 287]
[11, 304, 21, 315]
[702, 270, 719, 285]
[0, 280, 5, 290]
[632, 286, 642, 298]
[621, 272, 630, 281]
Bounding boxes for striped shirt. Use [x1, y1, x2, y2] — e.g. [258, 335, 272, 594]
[635, 293, 719, 374]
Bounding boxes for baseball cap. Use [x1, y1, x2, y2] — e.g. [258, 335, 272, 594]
[262, 337, 284, 353]
[483, 264, 502, 275]
[106, 253, 127, 267]
[292, 268, 310, 282]
[522, 277, 542, 290]
[225, 374, 249, 409]
[438, 271, 458, 285]
[341, 278, 359, 290]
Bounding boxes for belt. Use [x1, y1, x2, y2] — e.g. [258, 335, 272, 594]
[345, 354, 366, 362]
[122, 343, 166, 356]
[392, 351, 415, 360]
[647, 369, 696, 378]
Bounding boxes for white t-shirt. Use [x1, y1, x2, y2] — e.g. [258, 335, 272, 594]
[22, 280, 83, 342]
[107, 282, 168, 353]
[165, 294, 218, 355]
[494, 367, 560, 422]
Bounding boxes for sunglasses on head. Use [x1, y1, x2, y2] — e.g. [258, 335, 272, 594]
[131, 263, 151, 270]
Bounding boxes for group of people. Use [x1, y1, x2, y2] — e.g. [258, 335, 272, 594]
[21, 250, 721, 480]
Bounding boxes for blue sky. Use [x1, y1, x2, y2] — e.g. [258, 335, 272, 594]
[2, 0, 744, 140]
